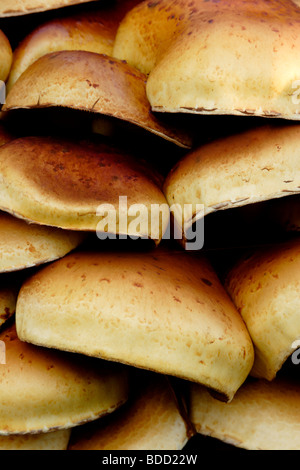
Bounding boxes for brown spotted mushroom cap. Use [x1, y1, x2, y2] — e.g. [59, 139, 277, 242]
[0, 211, 85, 273]
[0, 136, 170, 242]
[0, 323, 129, 435]
[4, 51, 192, 148]
[225, 238, 300, 380]
[114, 0, 300, 119]
[16, 249, 254, 402]
[164, 125, 300, 236]
[190, 376, 300, 450]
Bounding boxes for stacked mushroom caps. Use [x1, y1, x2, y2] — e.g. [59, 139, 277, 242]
[68, 370, 195, 450]
[1, 0, 300, 452]
[0, 126, 129, 450]
[0, 323, 129, 449]
[5, 0, 142, 91]
[0, 125, 86, 326]
[113, 0, 300, 451]
[189, 238, 300, 451]
[113, 0, 300, 119]
[0, 0, 204, 451]
[2, 0, 191, 148]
